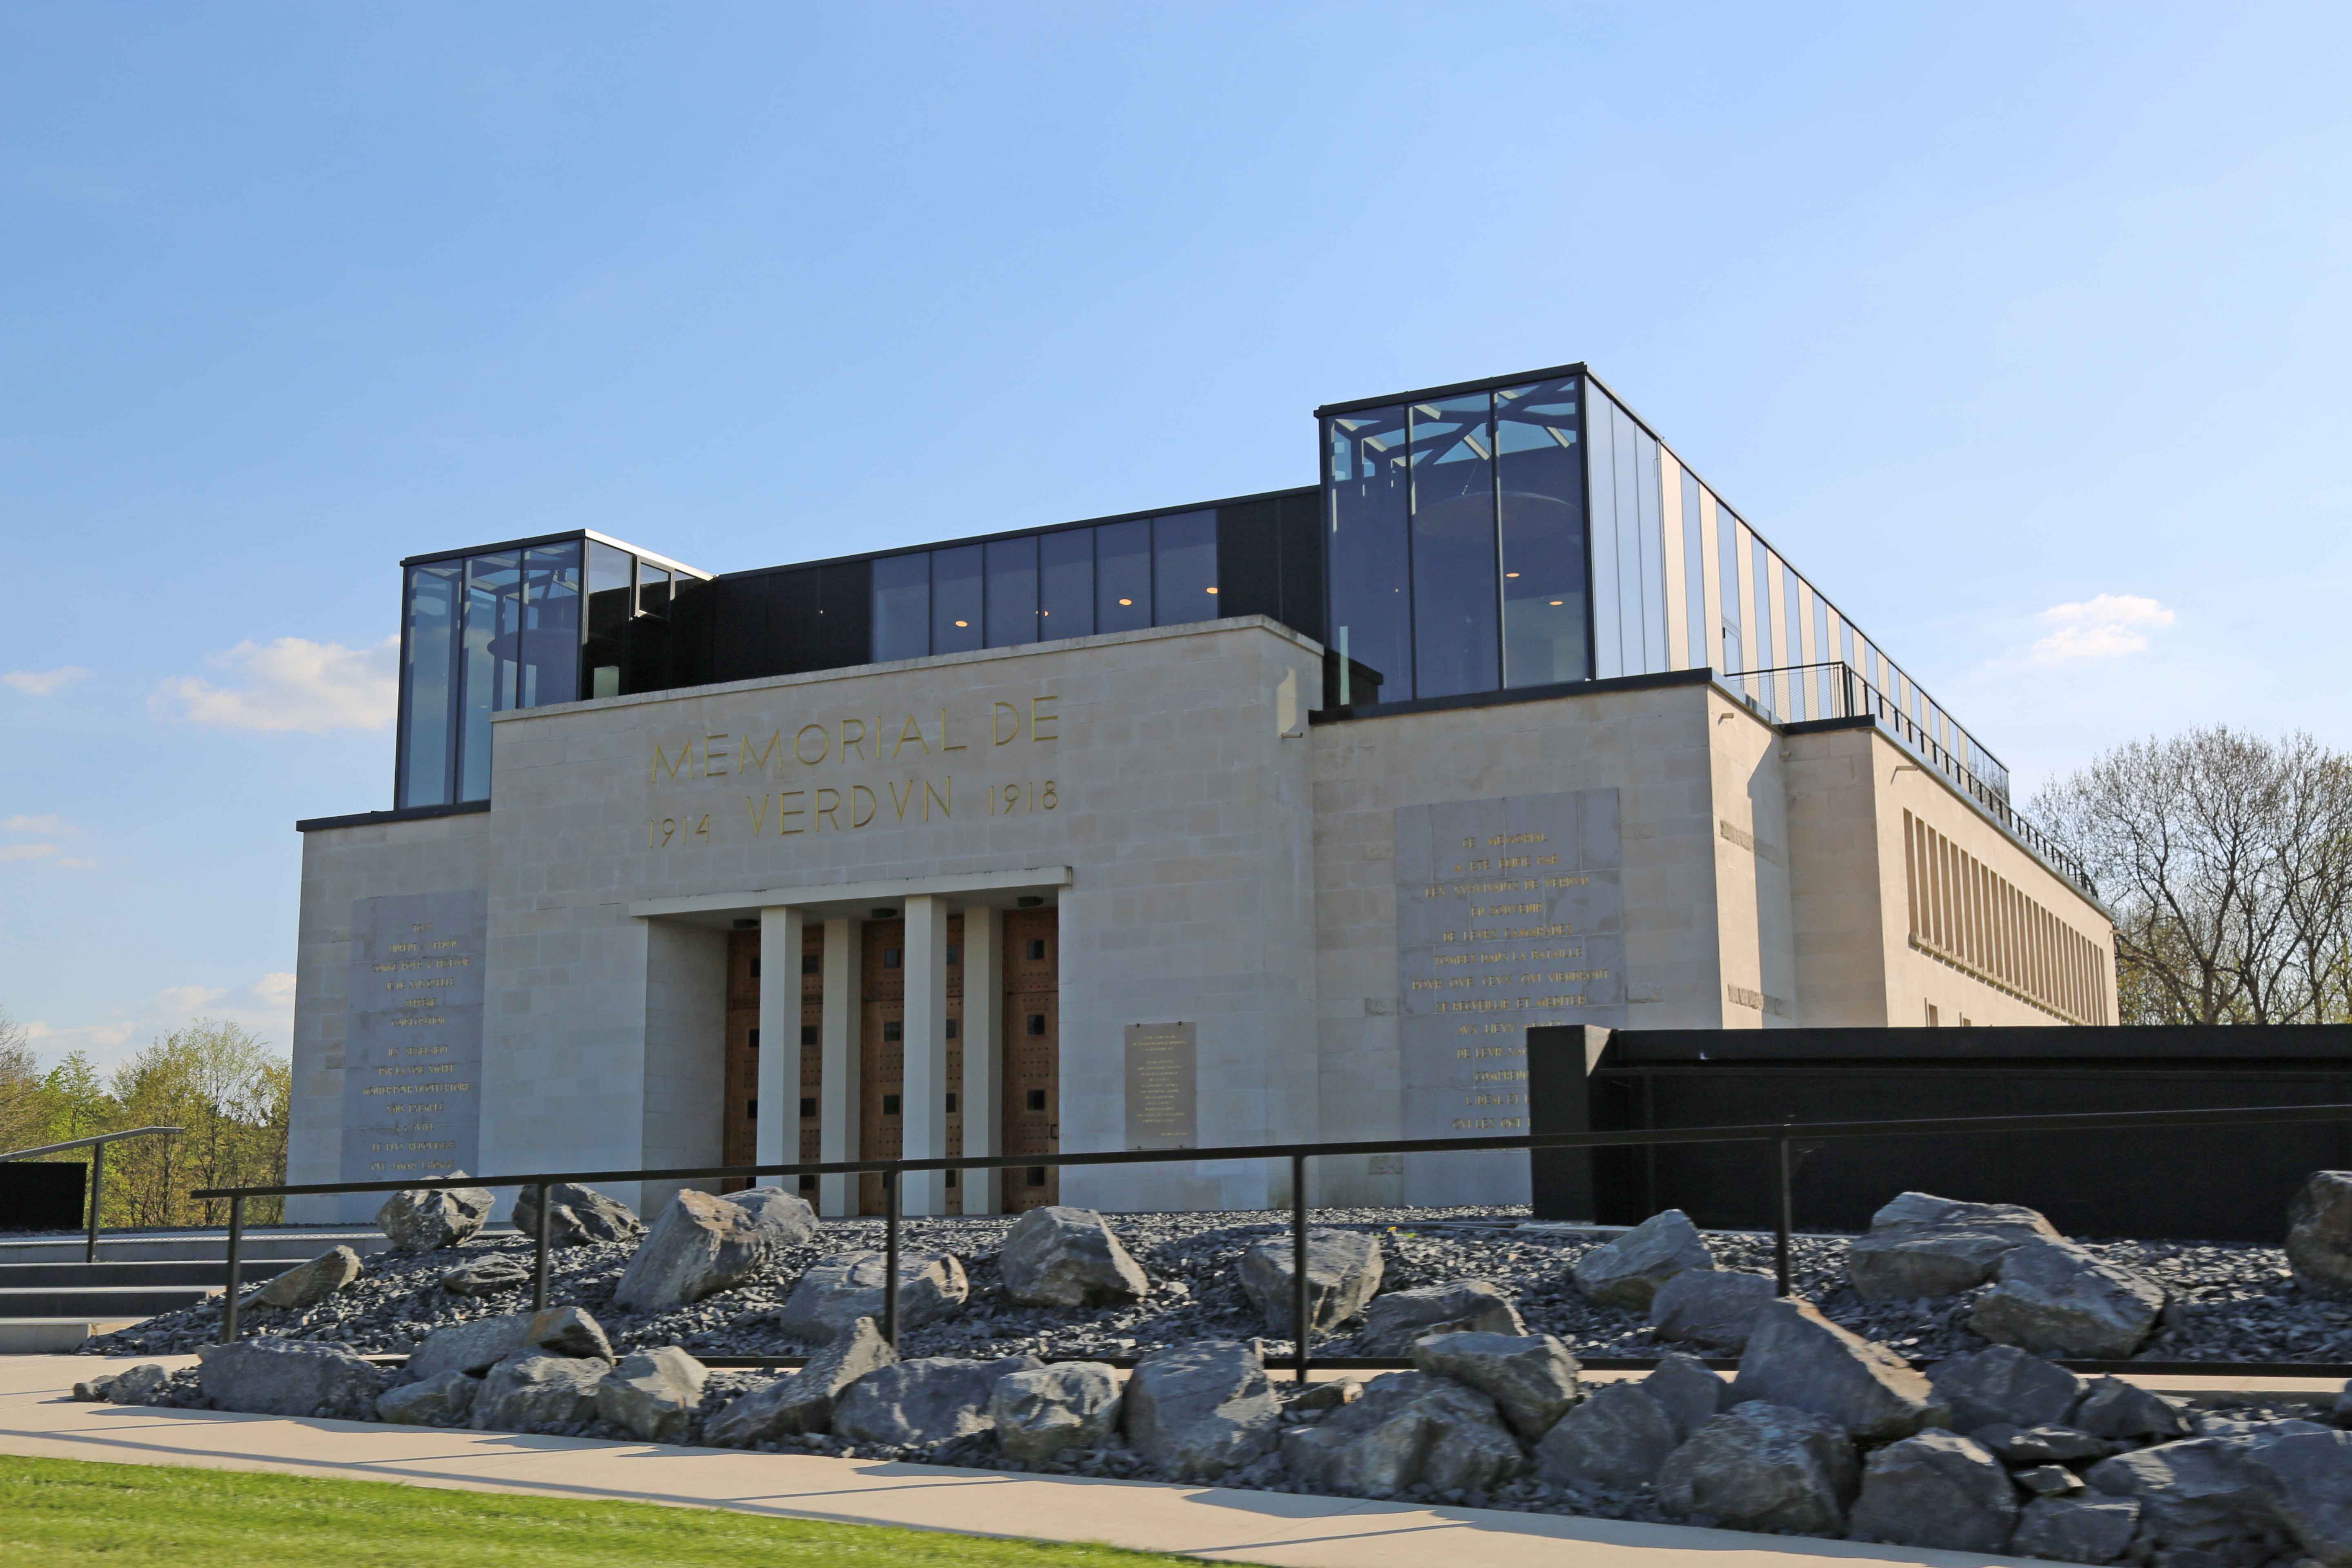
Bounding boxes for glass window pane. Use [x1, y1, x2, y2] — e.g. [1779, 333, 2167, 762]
[586, 543, 632, 700]
[1586, 399, 1621, 679]
[1612, 404, 1646, 675]
[872, 552, 929, 661]
[1151, 510, 1218, 626]
[1407, 395, 1499, 698]
[984, 536, 1039, 647]
[1497, 379, 1588, 687]
[458, 552, 521, 802]
[1096, 518, 1152, 633]
[931, 544, 983, 654]
[1682, 469, 1705, 672]
[398, 564, 459, 808]
[638, 565, 671, 617]
[1039, 528, 1094, 639]
[1718, 508, 1744, 674]
[1325, 405, 1410, 702]
[519, 543, 581, 708]
[1634, 424, 1665, 673]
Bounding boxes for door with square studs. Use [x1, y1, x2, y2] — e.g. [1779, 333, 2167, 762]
[1000, 906, 1059, 1212]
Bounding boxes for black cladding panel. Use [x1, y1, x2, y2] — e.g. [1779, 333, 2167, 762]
[708, 559, 873, 681]
[1213, 488, 1323, 645]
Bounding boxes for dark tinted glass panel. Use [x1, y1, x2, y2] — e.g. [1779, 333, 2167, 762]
[586, 543, 631, 699]
[638, 566, 671, 616]
[1407, 395, 1499, 697]
[1096, 519, 1150, 633]
[1150, 510, 1218, 626]
[984, 536, 1038, 647]
[931, 544, 982, 654]
[1039, 527, 1093, 639]
[519, 543, 581, 708]
[872, 552, 929, 661]
[1326, 404, 1410, 703]
[398, 564, 459, 808]
[1495, 379, 1589, 687]
[458, 552, 521, 802]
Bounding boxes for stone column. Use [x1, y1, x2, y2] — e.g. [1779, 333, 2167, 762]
[753, 907, 802, 1187]
[960, 905, 1001, 1214]
[900, 894, 951, 1216]
[817, 915, 861, 1217]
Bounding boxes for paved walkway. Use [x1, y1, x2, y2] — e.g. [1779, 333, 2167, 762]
[0, 1353, 2298, 1568]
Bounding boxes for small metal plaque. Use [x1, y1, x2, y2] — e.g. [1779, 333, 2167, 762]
[1123, 1022, 1197, 1150]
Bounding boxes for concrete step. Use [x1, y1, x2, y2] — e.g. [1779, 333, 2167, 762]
[0, 1284, 221, 1319]
[0, 1227, 517, 1265]
[0, 1319, 139, 1354]
[0, 1261, 276, 1290]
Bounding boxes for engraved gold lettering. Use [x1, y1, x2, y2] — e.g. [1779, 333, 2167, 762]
[940, 707, 967, 751]
[815, 788, 841, 829]
[925, 778, 950, 819]
[794, 724, 831, 765]
[777, 791, 806, 835]
[851, 784, 876, 827]
[894, 713, 928, 757]
[839, 718, 865, 761]
[888, 780, 915, 822]
[1031, 694, 1058, 742]
[746, 794, 771, 836]
[651, 740, 690, 784]
[740, 730, 782, 775]
[993, 702, 1022, 744]
[703, 733, 731, 776]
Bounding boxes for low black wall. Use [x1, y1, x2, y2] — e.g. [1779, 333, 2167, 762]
[0, 1161, 86, 1232]
[1527, 1025, 2352, 1243]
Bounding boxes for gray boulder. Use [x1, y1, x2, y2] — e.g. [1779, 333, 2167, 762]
[1925, 1344, 2086, 1432]
[596, 1347, 708, 1442]
[1655, 1401, 1859, 1535]
[440, 1252, 531, 1297]
[1845, 1190, 2063, 1301]
[407, 1304, 611, 1381]
[1410, 1330, 1579, 1441]
[1533, 1380, 1680, 1490]
[1647, 1268, 1775, 1352]
[2240, 1422, 2352, 1566]
[996, 1206, 1148, 1308]
[2288, 1172, 2352, 1300]
[705, 1316, 897, 1446]
[2010, 1494, 2141, 1564]
[376, 1176, 494, 1252]
[831, 1354, 1042, 1448]
[1732, 1297, 1942, 1440]
[1970, 1239, 2164, 1360]
[1845, 1430, 2018, 1552]
[249, 1245, 363, 1310]
[1288, 1378, 1361, 1412]
[513, 1181, 643, 1245]
[773, 1250, 968, 1343]
[2016, 1463, 2081, 1497]
[2087, 1437, 2289, 1566]
[990, 1362, 1123, 1461]
[376, 1370, 480, 1426]
[612, 1188, 815, 1314]
[1977, 1423, 2112, 1464]
[2073, 1375, 2191, 1441]
[1572, 1209, 1712, 1311]
[472, 1352, 608, 1430]
[196, 1336, 387, 1420]
[1238, 1229, 1383, 1337]
[1123, 1341, 1281, 1482]
[1358, 1280, 1524, 1356]
[101, 1363, 169, 1405]
[1644, 1352, 1728, 1440]
[1279, 1370, 1525, 1497]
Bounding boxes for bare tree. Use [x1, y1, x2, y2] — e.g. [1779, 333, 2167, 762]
[2032, 727, 2352, 1024]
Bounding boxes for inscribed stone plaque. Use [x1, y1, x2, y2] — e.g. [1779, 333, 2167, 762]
[340, 890, 486, 1185]
[1393, 789, 1626, 1205]
[1124, 1022, 1198, 1150]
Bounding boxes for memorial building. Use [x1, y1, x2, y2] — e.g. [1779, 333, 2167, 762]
[286, 363, 2118, 1223]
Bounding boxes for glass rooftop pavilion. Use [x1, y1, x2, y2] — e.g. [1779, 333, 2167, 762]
[393, 363, 2062, 878]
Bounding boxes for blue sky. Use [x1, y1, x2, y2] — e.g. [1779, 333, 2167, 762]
[4, 3, 2348, 1070]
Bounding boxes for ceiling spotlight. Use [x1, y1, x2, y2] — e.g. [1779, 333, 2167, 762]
[1205, 586, 1218, 594]
[1506, 572, 1520, 578]
[955, 619, 969, 627]
[1118, 597, 1133, 606]
[1549, 599, 1564, 606]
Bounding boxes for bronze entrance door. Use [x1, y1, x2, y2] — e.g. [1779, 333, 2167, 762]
[1000, 906, 1060, 1213]
[856, 916, 968, 1215]
[722, 925, 826, 1197]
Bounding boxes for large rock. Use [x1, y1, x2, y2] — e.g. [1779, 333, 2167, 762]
[1533, 1381, 1680, 1490]
[441, 1252, 531, 1297]
[2287, 1172, 2352, 1300]
[705, 1317, 898, 1446]
[1647, 1268, 1775, 1352]
[1279, 1370, 1525, 1497]
[1644, 1352, 1727, 1440]
[1970, 1239, 2164, 1360]
[1358, 1281, 1524, 1356]
[612, 1188, 815, 1314]
[1238, 1229, 1383, 1337]
[596, 1347, 707, 1442]
[2238, 1422, 2352, 1566]
[513, 1181, 643, 1246]
[248, 1246, 363, 1310]
[1572, 1210, 1713, 1311]
[196, 1336, 387, 1420]
[97, 1363, 168, 1405]
[472, 1352, 608, 1430]
[2009, 1494, 2141, 1564]
[831, 1354, 1042, 1448]
[1844, 1430, 2018, 1552]
[1410, 1330, 1579, 1441]
[376, 1175, 494, 1252]
[1846, 1191, 2063, 1301]
[2086, 1437, 2290, 1566]
[407, 1304, 612, 1381]
[990, 1362, 1123, 1461]
[1655, 1401, 1859, 1535]
[1123, 1341, 1281, 1482]
[1731, 1297, 1941, 1441]
[1924, 1344, 2086, 1432]
[2071, 1374, 2190, 1441]
[376, 1370, 479, 1426]
[1978, 1422, 2112, 1464]
[996, 1207, 1147, 1308]
[773, 1250, 968, 1343]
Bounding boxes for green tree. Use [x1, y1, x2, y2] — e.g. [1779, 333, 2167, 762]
[0, 1008, 45, 1154]
[40, 1051, 113, 1145]
[105, 1022, 290, 1226]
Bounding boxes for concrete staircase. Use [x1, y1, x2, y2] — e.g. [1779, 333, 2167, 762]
[0, 1228, 399, 1352]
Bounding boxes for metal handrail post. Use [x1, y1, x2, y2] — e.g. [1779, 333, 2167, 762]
[882, 1169, 901, 1351]
[85, 1140, 105, 1264]
[532, 1181, 552, 1313]
[1773, 1129, 1795, 1296]
[220, 1195, 245, 1344]
[1290, 1152, 1309, 1385]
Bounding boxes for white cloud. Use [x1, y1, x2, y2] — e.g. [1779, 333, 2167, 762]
[3, 814, 74, 834]
[2, 666, 92, 696]
[155, 984, 228, 1013]
[252, 972, 297, 1007]
[0, 843, 60, 862]
[54, 857, 97, 869]
[20, 974, 298, 1074]
[2029, 594, 2176, 664]
[151, 634, 398, 733]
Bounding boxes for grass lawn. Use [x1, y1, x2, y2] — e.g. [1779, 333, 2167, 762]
[0, 1455, 1206, 1568]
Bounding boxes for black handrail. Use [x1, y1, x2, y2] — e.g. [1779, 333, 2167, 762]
[3, 1125, 185, 1264]
[195, 1100, 2352, 1376]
